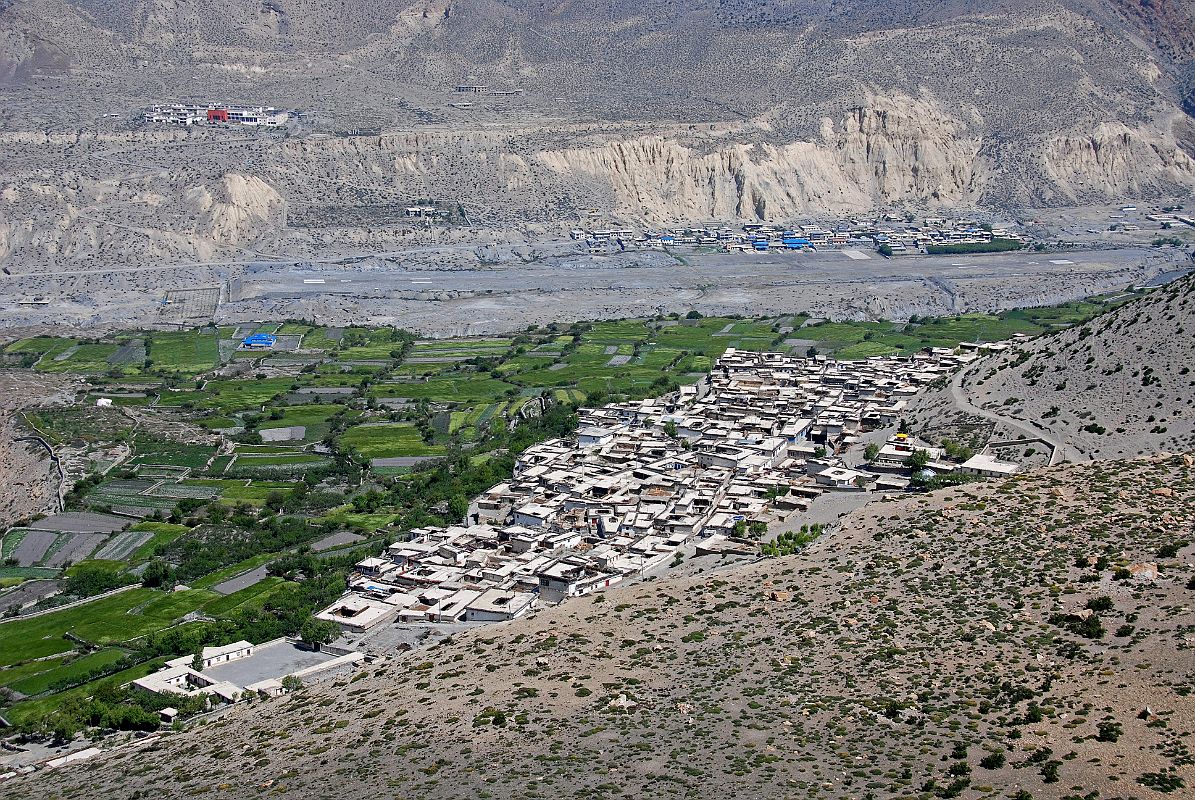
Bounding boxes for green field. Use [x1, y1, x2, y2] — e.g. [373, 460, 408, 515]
[5, 648, 129, 697]
[145, 331, 219, 375]
[370, 377, 517, 403]
[35, 343, 122, 374]
[339, 424, 445, 459]
[298, 328, 341, 350]
[201, 576, 293, 616]
[2, 658, 168, 726]
[158, 377, 295, 413]
[233, 453, 326, 466]
[127, 439, 217, 470]
[0, 588, 217, 667]
[128, 522, 191, 560]
[254, 403, 354, 441]
[0, 565, 60, 581]
[5, 337, 74, 356]
[180, 479, 300, 505]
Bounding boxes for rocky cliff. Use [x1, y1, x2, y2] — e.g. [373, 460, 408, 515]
[1, 0, 1195, 273]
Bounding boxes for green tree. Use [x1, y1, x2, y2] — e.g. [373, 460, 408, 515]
[142, 559, 173, 589]
[300, 617, 339, 649]
[906, 449, 931, 471]
[863, 442, 880, 462]
[447, 493, 470, 522]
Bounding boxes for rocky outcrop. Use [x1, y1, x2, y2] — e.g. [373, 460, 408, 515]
[184, 173, 287, 246]
[538, 97, 986, 220]
[1042, 118, 1195, 201]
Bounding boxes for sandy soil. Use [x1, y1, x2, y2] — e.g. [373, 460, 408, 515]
[0, 372, 77, 528]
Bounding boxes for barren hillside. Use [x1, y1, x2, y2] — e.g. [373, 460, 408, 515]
[945, 274, 1195, 461]
[9, 453, 1193, 798]
[1, 0, 1194, 274]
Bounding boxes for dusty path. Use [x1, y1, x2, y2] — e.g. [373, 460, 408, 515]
[948, 359, 1082, 465]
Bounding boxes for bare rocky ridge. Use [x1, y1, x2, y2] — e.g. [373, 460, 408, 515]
[9, 453, 1193, 798]
[0, 372, 77, 528]
[1, 1, 1194, 277]
[915, 273, 1195, 461]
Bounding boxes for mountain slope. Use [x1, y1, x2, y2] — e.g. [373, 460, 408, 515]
[8, 454, 1194, 798]
[955, 273, 1195, 461]
[0, 0, 1192, 219]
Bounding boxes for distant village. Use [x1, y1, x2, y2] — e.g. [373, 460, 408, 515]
[313, 347, 1021, 633]
[143, 103, 291, 127]
[572, 218, 1030, 256]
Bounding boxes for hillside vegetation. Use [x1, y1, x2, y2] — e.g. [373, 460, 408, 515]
[11, 454, 1194, 799]
[960, 274, 1195, 460]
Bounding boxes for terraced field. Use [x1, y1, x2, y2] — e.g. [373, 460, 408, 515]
[338, 424, 445, 460]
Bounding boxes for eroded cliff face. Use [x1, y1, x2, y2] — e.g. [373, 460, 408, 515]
[183, 173, 287, 246]
[1042, 118, 1195, 201]
[0, 167, 289, 274]
[538, 97, 987, 219]
[2, 97, 1194, 275]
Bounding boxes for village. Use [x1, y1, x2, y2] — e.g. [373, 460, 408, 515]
[143, 103, 291, 127]
[312, 346, 1022, 634]
[571, 217, 1032, 256]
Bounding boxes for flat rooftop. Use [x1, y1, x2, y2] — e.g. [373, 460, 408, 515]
[201, 639, 340, 687]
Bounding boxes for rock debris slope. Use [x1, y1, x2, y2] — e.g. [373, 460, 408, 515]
[11, 454, 1194, 799]
[953, 273, 1195, 461]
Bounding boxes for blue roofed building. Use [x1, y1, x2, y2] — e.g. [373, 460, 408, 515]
[242, 333, 277, 349]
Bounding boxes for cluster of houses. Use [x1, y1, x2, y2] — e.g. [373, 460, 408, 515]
[143, 103, 290, 127]
[130, 638, 364, 709]
[316, 347, 1019, 631]
[571, 217, 1027, 255]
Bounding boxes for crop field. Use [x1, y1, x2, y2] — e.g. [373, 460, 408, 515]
[297, 327, 341, 350]
[393, 362, 452, 376]
[0, 656, 68, 690]
[370, 377, 518, 403]
[4, 337, 76, 361]
[197, 480, 300, 502]
[3, 529, 109, 568]
[2, 659, 168, 726]
[127, 439, 216, 469]
[3, 529, 54, 566]
[201, 577, 296, 616]
[0, 587, 216, 666]
[5, 647, 129, 697]
[232, 453, 326, 467]
[149, 483, 221, 500]
[339, 424, 445, 459]
[134, 465, 190, 479]
[85, 479, 184, 515]
[34, 343, 122, 374]
[92, 528, 152, 561]
[410, 338, 513, 358]
[158, 377, 295, 413]
[145, 331, 220, 375]
[0, 566, 59, 581]
[123, 522, 188, 561]
[256, 404, 354, 441]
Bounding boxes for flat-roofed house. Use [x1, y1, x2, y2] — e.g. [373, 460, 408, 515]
[464, 588, 537, 621]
